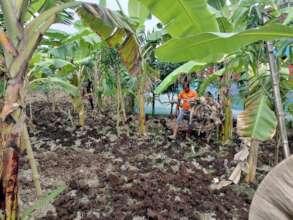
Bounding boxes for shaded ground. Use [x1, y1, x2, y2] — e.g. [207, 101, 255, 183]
[19, 101, 292, 220]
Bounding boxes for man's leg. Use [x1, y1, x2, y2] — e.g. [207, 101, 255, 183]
[187, 109, 193, 137]
[170, 110, 184, 139]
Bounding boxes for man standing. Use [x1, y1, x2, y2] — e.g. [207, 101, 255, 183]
[169, 82, 198, 139]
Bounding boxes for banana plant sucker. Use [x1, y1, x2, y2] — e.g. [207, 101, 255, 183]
[0, 1, 81, 219]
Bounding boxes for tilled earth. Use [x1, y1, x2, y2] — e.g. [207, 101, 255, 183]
[18, 101, 287, 220]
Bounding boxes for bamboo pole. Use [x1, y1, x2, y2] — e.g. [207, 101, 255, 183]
[265, 37, 290, 158]
[262, 15, 290, 158]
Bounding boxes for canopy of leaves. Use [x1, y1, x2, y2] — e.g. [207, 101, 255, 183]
[78, 3, 141, 75]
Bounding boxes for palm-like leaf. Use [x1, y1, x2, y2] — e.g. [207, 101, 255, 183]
[237, 90, 277, 141]
[128, 0, 149, 25]
[78, 3, 141, 75]
[138, 0, 219, 37]
[8, 1, 81, 78]
[198, 68, 225, 96]
[154, 61, 206, 94]
[156, 24, 293, 63]
[30, 77, 79, 97]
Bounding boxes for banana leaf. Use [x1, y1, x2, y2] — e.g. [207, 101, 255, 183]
[138, 0, 219, 37]
[128, 0, 149, 25]
[198, 68, 225, 96]
[156, 24, 293, 63]
[20, 186, 65, 220]
[154, 61, 206, 94]
[30, 77, 79, 97]
[78, 3, 141, 75]
[9, 1, 81, 78]
[237, 91, 277, 141]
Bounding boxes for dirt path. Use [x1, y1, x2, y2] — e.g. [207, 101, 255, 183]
[19, 102, 287, 220]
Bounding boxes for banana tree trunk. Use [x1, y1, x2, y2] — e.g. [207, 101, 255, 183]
[266, 40, 290, 158]
[246, 139, 259, 183]
[0, 1, 81, 219]
[0, 77, 24, 220]
[116, 67, 127, 123]
[1, 148, 19, 220]
[220, 71, 233, 143]
[222, 96, 233, 142]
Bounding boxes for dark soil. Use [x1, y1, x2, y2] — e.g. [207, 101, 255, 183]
[19, 101, 292, 220]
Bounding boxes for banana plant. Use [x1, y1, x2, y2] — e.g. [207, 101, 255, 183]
[0, 1, 81, 219]
[236, 64, 292, 181]
[28, 22, 101, 126]
[140, 0, 293, 184]
[78, 3, 149, 134]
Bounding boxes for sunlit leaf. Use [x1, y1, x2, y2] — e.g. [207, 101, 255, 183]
[138, 0, 219, 37]
[156, 24, 293, 63]
[154, 61, 206, 94]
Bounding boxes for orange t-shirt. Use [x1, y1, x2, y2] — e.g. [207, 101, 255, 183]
[178, 90, 198, 110]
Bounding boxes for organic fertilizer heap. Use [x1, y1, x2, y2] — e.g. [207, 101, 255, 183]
[189, 96, 223, 140]
[167, 96, 223, 141]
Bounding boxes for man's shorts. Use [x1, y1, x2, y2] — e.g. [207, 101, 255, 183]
[176, 109, 190, 124]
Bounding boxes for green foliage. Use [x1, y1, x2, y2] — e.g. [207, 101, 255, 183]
[29, 77, 79, 97]
[8, 1, 81, 78]
[138, 0, 219, 37]
[236, 64, 293, 140]
[198, 68, 225, 96]
[237, 90, 277, 141]
[128, 0, 149, 25]
[156, 24, 293, 63]
[98, 0, 107, 7]
[20, 186, 65, 220]
[98, 44, 137, 98]
[78, 3, 141, 75]
[0, 79, 5, 97]
[154, 61, 206, 94]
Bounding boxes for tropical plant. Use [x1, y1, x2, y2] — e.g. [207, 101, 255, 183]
[139, 0, 293, 182]
[28, 21, 101, 126]
[0, 1, 82, 219]
[77, 3, 149, 134]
